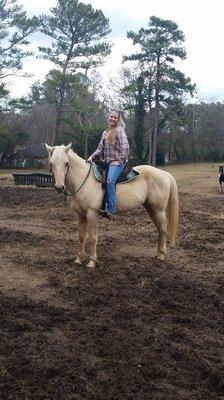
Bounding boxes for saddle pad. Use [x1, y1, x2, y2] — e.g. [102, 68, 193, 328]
[92, 162, 139, 184]
[92, 163, 102, 182]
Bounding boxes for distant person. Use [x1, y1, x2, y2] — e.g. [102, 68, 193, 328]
[87, 110, 129, 219]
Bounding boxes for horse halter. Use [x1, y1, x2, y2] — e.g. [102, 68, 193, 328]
[50, 160, 92, 196]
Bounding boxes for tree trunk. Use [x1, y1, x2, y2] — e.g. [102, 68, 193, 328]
[50, 42, 74, 146]
[147, 127, 153, 165]
[51, 81, 66, 146]
[151, 57, 160, 166]
[1, 144, 15, 166]
[84, 130, 89, 159]
[168, 122, 173, 163]
[152, 106, 159, 166]
[147, 97, 153, 165]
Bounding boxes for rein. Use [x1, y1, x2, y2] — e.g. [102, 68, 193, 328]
[73, 161, 92, 196]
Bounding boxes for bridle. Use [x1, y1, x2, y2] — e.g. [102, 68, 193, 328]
[50, 159, 92, 196]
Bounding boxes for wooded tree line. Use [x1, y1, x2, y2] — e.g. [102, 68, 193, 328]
[0, 0, 224, 166]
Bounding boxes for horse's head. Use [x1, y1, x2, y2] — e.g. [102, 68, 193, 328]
[45, 143, 72, 194]
[219, 165, 224, 175]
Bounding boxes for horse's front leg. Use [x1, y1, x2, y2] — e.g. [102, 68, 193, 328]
[74, 213, 87, 265]
[86, 210, 99, 269]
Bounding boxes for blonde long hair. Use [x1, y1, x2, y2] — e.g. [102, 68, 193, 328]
[106, 110, 125, 144]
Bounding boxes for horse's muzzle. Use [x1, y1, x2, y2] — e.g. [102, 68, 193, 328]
[55, 184, 63, 193]
[55, 185, 69, 196]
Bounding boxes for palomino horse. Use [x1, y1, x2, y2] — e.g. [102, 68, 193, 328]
[46, 143, 179, 268]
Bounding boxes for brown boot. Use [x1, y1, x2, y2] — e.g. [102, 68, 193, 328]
[98, 210, 115, 220]
[98, 209, 108, 218]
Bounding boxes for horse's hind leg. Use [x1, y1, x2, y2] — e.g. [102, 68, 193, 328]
[75, 213, 87, 265]
[86, 210, 99, 269]
[144, 204, 167, 261]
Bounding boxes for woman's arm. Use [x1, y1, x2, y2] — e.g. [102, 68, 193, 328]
[88, 132, 105, 161]
[117, 128, 130, 161]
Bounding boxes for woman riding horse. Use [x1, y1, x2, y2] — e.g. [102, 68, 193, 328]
[87, 110, 129, 219]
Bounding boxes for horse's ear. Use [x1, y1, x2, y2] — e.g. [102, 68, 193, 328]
[45, 143, 54, 154]
[65, 143, 72, 153]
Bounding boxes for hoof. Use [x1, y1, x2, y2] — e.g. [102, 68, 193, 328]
[156, 253, 165, 261]
[87, 260, 96, 269]
[74, 257, 83, 265]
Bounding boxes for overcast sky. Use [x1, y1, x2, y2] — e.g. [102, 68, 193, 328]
[11, 0, 224, 101]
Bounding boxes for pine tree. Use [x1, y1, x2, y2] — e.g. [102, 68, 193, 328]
[39, 0, 111, 145]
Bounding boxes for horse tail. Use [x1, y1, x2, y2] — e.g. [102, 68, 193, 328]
[167, 175, 179, 246]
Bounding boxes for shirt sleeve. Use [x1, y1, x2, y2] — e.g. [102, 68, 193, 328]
[91, 132, 105, 158]
[117, 128, 130, 161]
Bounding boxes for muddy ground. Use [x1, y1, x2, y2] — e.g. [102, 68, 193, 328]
[0, 171, 224, 399]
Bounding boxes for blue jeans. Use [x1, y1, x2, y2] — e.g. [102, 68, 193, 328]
[106, 162, 125, 214]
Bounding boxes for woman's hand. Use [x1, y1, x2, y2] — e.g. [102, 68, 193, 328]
[87, 156, 93, 163]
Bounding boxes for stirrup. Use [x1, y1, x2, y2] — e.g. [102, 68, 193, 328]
[98, 209, 115, 220]
[98, 209, 109, 218]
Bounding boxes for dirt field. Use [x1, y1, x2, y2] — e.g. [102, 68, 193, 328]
[0, 164, 224, 399]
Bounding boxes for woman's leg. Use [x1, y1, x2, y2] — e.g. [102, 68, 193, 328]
[106, 163, 125, 214]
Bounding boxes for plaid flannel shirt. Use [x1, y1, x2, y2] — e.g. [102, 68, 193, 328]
[92, 126, 129, 163]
